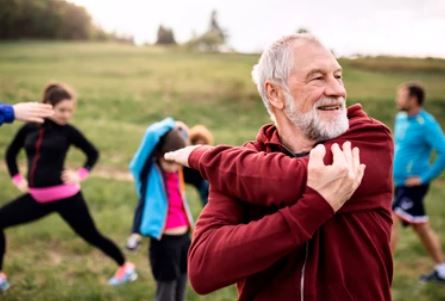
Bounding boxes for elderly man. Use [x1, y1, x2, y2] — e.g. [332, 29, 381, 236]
[166, 34, 393, 301]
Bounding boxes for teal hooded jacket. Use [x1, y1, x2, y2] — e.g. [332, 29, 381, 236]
[129, 117, 193, 239]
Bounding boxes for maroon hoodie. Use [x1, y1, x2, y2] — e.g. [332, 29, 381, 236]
[188, 104, 393, 301]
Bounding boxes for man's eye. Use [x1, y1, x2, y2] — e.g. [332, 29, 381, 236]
[335, 74, 343, 79]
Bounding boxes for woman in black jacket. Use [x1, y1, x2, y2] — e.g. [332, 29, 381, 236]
[0, 83, 136, 293]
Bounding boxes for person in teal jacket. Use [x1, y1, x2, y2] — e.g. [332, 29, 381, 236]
[0, 102, 53, 126]
[128, 118, 194, 238]
[391, 82, 445, 283]
[127, 117, 194, 301]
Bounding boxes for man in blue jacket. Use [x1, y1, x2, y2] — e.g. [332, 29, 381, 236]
[0, 102, 53, 126]
[391, 82, 445, 283]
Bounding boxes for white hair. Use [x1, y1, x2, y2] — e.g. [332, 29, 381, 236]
[251, 33, 321, 122]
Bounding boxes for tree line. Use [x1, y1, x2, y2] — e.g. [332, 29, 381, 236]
[156, 10, 228, 51]
[0, 0, 130, 42]
[0, 0, 227, 50]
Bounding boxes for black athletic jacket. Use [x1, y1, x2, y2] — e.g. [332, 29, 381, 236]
[5, 119, 99, 188]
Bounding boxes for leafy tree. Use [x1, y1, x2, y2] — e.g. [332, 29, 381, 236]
[156, 25, 176, 45]
[186, 10, 227, 52]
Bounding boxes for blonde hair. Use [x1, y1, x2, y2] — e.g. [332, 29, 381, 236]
[189, 125, 214, 145]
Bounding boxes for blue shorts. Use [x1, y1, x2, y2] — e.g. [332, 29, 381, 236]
[393, 185, 429, 226]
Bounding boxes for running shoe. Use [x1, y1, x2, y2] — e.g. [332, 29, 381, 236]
[0, 273, 9, 293]
[108, 262, 137, 286]
[420, 270, 445, 284]
[126, 233, 141, 251]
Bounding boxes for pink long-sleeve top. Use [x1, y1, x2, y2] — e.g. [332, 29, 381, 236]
[163, 171, 189, 229]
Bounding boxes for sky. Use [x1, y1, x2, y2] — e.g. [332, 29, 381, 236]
[69, 0, 445, 58]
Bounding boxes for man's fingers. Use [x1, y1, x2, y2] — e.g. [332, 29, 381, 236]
[356, 164, 366, 185]
[166, 145, 200, 167]
[357, 164, 366, 182]
[342, 141, 352, 167]
[164, 146, 194, 167]
[331, 143, 346, 166]
[352, 147, 360, 172]
[308, 144, 326, 168]
[164, 151, 178, 162]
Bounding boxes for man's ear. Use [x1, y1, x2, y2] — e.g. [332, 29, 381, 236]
[265, 80, 285, 110]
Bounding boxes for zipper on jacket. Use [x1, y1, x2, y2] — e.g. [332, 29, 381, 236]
[300, 242, 309, 301]
[30, 127, 45, 187]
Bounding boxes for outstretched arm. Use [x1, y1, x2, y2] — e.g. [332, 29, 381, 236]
[166, 120, 392, 208]
[188, 144, 308, 207]
[0, 102, 53, 126]
[165, 144, 305, 206]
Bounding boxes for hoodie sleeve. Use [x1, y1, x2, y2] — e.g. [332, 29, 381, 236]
[189, 145, 308, 207]
[188, 118, 393, 208]
[188, 186, 334, 294]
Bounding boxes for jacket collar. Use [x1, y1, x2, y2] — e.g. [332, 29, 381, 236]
[255, 104, 366, 151]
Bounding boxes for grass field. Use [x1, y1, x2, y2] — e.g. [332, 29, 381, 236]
[1, 41, 445, 300]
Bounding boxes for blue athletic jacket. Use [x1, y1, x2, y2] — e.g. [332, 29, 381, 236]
[129, 117, 193, 239]
[0, 103, 15, 126]
[394, 109, 445, 186]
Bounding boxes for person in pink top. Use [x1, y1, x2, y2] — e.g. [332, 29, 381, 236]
[127, 125, 193, 301]
[0, 82, 136, 293]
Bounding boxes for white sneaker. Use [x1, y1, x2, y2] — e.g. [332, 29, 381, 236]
[126, 233, 141, 251]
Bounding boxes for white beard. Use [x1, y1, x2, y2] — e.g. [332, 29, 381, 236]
[283, 93, 349, 141]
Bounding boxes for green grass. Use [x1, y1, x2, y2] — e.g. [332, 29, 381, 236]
[1, 41, 445, 300]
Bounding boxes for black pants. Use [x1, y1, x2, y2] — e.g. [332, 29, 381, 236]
[149, 234, 190, 301]
[155, 274, 187, 301]
[0, 192, 125, 270]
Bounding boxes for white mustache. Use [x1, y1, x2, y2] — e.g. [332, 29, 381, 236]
[315, 98, 345, 108]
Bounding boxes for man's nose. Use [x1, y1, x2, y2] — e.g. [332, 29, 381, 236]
[325, 77, 346, 98]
